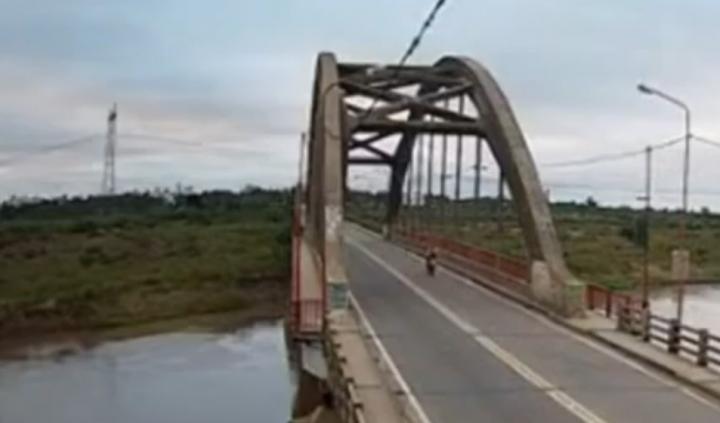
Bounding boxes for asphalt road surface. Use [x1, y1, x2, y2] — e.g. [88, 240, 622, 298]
[345, 226, 720, 423]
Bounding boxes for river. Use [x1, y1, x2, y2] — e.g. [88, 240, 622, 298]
[0, 320, 294, 423]
[651, 284, 720, 332]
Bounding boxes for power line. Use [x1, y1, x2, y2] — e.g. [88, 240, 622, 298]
[0, 134, 100, 167]
[398, 0, 448, 67]
[120, 132, 202, 146]
[360, 0, 450, 118]
[541, 136, 684, 169]
[694, 135, 720, 150]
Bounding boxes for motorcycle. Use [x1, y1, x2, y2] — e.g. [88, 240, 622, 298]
[425, 248, 437, 276]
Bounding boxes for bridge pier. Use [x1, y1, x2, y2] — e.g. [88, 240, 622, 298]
[530, 260, 585, 318]
[292, 368, 335, 421]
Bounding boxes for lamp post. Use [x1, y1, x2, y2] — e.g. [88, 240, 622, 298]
[637, 83, 691, 321]
[636, 146, 652, 309]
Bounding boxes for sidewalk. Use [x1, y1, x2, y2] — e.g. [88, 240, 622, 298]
[569, 312, 720, 401]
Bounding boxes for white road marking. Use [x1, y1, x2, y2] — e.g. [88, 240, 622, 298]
[364, 228, 720, 411]
[348, 238, 608, 423]
[348, 224, 720, 411]
[350, 294, 433, 423]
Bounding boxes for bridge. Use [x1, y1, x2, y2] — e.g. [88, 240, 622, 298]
[287, 53, 720, 422]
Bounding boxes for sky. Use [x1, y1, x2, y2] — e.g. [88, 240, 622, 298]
[1, 0, 720, 209]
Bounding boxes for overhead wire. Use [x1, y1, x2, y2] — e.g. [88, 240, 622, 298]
[540, 136, 684, 169]
[693, 135, 720, 150]
[358, 0, 450, 119]
[0, 134, 100, 167]
[120, 133, 202, 146]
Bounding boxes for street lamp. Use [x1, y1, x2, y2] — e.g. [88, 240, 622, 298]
[637, 83, 692, 321]
[635, 146, 653, 310]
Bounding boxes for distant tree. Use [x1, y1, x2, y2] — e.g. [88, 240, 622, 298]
[585, 196, 598, 208]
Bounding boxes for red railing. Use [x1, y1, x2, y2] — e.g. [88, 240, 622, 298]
[586, 283, 641, 318]
[396, 229, 530, 282]
[290, 298, 324, 336]
[290, 202, 325, 337]
[395, 228, 645, 315]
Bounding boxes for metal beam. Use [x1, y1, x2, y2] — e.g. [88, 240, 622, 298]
[342, 80, 471, 107]
[349, 70, 465, 90]
[360, 144, 393, 162]
[349, 132, 394, 150]
[348, 157, 391, 165]
[353, 119, 484, 136]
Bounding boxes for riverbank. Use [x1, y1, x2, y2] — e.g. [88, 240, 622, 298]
[0, 190, 292, 345]
[0, 305, 287, 360]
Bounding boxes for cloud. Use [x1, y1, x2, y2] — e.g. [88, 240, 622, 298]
[1, 0, 720, 210]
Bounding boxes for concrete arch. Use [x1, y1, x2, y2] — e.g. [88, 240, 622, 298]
[303, 53, 584, 316]
[433, 56, 583, 315]
[306, 52, 348, 312]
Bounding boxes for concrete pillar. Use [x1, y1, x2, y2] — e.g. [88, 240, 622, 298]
[292, 369, 326, 419]
[531, 260, 585, 318]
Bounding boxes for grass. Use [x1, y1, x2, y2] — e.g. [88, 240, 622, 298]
[349, 196, 720, 291]
[0, 193, 291, 336]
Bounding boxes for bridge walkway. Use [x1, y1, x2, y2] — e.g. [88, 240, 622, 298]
[345, 226, 720, 422]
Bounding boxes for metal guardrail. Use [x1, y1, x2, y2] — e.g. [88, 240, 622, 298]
[617, 304, 720, 370]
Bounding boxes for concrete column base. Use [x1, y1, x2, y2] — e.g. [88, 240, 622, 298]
[293, 407, 341, 423]
[292, 369, 327, 419]
[530, 260, 586, 318]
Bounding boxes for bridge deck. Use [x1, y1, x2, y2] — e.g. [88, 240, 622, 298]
[345, 226, 720, 422]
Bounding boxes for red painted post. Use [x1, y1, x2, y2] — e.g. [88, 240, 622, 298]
[493, 251, 500, 277]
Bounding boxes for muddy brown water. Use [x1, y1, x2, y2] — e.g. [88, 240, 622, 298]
[0, 320, 294, 423]
[650, 284, 720, 332]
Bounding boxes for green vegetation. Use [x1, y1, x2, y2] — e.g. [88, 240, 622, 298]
[348, 192, 720, 291]
[0, 188, 292, 336]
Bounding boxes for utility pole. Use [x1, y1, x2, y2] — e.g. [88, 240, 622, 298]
[497, 171, 505, 232]
[637, 146, 653, 308]
[474, 137, 482, 203]
[427, 120, 434, 228]
[637, 83, 692, 322]
[102, 103, 117, 195]
[440, 99, 449, 226]
[416, 135, 424, 228]
[454, 96, 465, 234]
[407, 144, 414, 231]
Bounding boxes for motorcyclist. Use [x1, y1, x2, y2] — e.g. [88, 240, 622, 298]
[425, 246, 438, 276]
